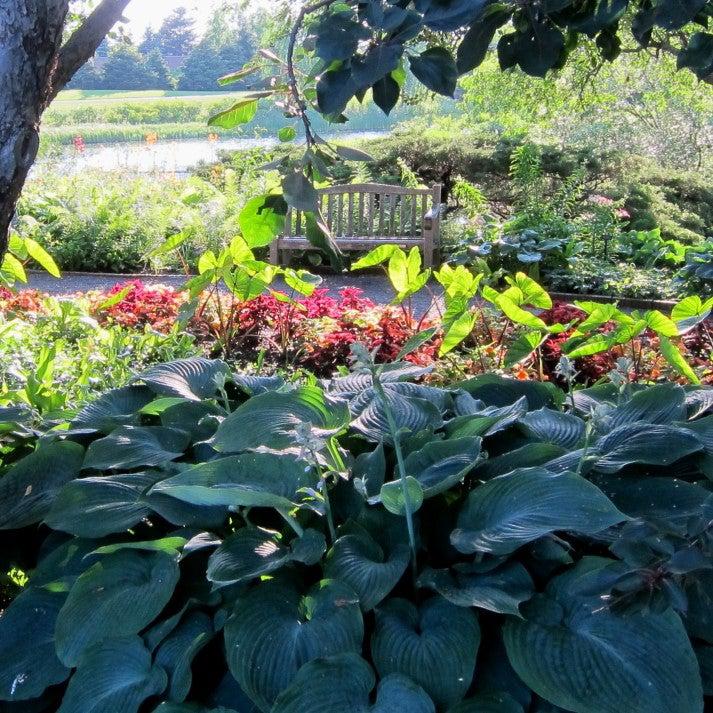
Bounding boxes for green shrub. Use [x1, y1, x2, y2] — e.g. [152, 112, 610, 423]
[0, 357, 711, 712]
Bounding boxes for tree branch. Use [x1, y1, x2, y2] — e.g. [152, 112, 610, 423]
[48, 0, 132, 103]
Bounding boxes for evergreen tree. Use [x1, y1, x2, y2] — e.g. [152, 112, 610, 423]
[155, 8, 196, 56]
[139, 28, 161, 55]
[67, 60, 104, 90]
[101, 45, 153, 90]
[145, 49, 175, 90]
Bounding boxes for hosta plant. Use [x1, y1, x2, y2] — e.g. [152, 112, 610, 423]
[0, 356, 712, 713]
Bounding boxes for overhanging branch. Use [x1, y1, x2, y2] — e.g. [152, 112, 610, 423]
[48, 0, 133, 103]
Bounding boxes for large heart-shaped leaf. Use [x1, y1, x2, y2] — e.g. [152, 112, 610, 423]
[519, 409, 586, 449]
[594, 423, 703, 473]
[72, 386, 155, 434]
[155, 611, 213, 703]
[449, 693, 524, 712]
[152, 705, 239, 713]
[403, 437, 483, 497]
[45, 471, 164, 537]
[224, 579, 363, 710]
[0, 587, 70, 701]
[272, 653, 434, 713]
[83, 426, 189, 471]
[606, 383, 686, 429]
[504, 557, 703, 713]
[371, 597, 480, 708]
[149, 453, 316, 511]
[212, 386, 349, 453]
[136, 358, 231, 401]
[56, 637, 167, 713]
[207, 528, 326, 586]
[418, 561, 534, 616]
[324, 532, 410, 610]
[0, 442, 84, 529]
[451, 468, 626, 555]
[55, 550, 180, 666]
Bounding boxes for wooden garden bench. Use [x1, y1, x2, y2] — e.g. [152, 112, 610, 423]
[269, 183, 443, 267]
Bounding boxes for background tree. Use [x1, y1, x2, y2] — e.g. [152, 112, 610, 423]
[144, 48, 175, 90]
[101, 43, 153, 90]
[152, 7, 196, 57]
[0, 0, 133, 259]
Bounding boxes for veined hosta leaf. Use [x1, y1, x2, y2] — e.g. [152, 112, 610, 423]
[605, 383, 686, 429]
[56, 637, 167, 713]
[72, 385, 155, 434]
[224, 579, 363, 711]
[207, 528, 326, 586]
[504, 557, 704, 713]
[380, 476, 424, 516]
[0, 441, 84, 529]
[149, 453, 317, 511]
[45, 471, 164, 537]
[324, 532, 410, 610]
[272, 653, 435, 713]
[212, 386, 349, 452]
[418, 561, 534, 616]
[83, 426, 189, 471]
[349, 384, 443, 443]
[155, 612, 213, 703]
[152, 705, 239, 713]
[446, 398, 528, 440]
[457, 374, 562, 409]
[0, 587, 70, 701]
[403, 436, 483, 497]
[326, 364, 434, 398]
[371, 596, 480, 708]
[451, 468, 626, 555]
[55, 550, 180, 666]
[136, 358, 231, 401]
[475, 443, 567, 480]
[594, 423, 703, 473]
[449, 692, 525, 712]
[519, 408, 586, 449]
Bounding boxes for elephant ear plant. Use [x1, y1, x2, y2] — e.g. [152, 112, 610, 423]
[0, 356, 712, 712]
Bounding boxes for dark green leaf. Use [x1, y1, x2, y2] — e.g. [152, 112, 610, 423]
[409, 47, 458, 96]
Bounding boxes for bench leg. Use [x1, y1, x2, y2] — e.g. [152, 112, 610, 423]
[269, 240, 280, 265]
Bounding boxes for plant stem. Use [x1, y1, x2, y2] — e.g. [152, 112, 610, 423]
[372, 374, 418, 583]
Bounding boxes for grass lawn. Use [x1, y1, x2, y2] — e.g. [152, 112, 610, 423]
[54, 89, 232, 106]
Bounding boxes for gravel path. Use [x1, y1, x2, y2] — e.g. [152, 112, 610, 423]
[23, 271, 444, 316]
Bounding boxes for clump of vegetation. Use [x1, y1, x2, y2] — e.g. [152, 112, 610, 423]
[0, 356, 711, 712]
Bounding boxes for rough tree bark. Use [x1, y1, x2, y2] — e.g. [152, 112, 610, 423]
[0, 0, 131, 260]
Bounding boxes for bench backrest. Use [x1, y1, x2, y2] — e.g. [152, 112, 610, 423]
[284, 183, 442, 239]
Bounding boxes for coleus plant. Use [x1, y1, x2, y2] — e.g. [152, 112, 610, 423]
[203, 0, 713, 259]
[0, 356, 712, 712]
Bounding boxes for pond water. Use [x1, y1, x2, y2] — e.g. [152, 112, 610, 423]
[42, 132, 388, 175]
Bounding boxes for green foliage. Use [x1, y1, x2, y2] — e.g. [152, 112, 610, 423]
[0, 357, 711, 711]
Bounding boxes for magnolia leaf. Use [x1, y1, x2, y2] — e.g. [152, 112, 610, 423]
[409, 47, 458, 96]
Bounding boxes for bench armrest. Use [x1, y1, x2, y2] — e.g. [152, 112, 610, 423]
[423, 203, 444, 231]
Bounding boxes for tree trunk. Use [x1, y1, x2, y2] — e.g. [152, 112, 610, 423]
[0, 1, 69, 259]
[0, 0, 132, 260]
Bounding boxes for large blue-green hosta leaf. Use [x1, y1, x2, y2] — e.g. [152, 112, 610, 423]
[594, 423, 703, 473]
[324, 532, 410, 610]
[605, 383, 686, 429]
[272, 654, 435, 713]
[152, 705, 238, 713]
[224, 579, 363, 711]
[449, 692, 525, 712]
[418, 561, 534, 616]
[45, 471, 164, 537]
[371, 597, 480, 708]
[0, 587, 70, 701]
[403, 437, 483, 497]
[83, 426, 189, 471]
[55, 550, 180, 666]
[0, 442, 84, 529]
[72, 385, 155, 433]
[149, 453, 316, 511]
[451, 468, 626, 555]
[154, 612, 213, 702]
[504, 558, 703, 713]
[518, 409, 586, 449]
[211, 386, 349, 452]
[57, 637, 167, 713]
[207, 528, 326, 586]
[135, 358, 231, 401]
